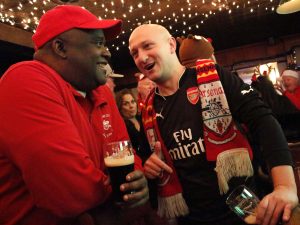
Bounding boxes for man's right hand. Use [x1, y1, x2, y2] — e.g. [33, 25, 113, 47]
[143, 141, 173, 179]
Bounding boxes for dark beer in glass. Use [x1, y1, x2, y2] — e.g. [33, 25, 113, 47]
[104, 140, 134, 204]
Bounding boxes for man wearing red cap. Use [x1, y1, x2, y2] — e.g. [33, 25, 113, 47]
[0, 5, 148, 225]
[280, 69, 300, 110]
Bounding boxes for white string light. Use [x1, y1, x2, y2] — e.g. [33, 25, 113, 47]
[0, 0, 279, 51]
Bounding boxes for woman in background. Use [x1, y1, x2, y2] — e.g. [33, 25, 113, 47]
[116, 89, 150, 161]
[116, 88, 159, 210]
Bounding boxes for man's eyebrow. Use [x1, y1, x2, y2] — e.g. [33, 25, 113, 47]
[129, 40, 150, 53]
[140, 40, 150, 45]
[129, 48, 136, 55]
[93, 36, 105, 41]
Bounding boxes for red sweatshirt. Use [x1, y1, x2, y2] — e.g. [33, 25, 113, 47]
[284, 86, 300, 110]
[0, 61, 142, 225]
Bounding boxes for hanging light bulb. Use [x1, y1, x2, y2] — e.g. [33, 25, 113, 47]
[276, 0, 300, 14]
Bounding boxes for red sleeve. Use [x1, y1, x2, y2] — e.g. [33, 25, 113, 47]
[284, 88, 300, 110]
[0, 64, 111, 217]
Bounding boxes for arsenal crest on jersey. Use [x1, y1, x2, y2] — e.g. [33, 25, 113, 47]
[186, 87, 200, 105]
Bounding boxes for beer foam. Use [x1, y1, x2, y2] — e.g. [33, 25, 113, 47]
[104, 155, 134, 167]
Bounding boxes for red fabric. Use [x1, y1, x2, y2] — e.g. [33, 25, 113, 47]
[0, 60, 142, 225]
[284, 86, 300, 110]
[251, 74, 257, 82]
[32, 5, 122, 50]
[142, 99, 183, 198]
[196, 59, 253, 161]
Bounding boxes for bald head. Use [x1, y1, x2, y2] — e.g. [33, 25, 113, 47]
[129, 24, 171, 48]
[128, 24, 183, 84]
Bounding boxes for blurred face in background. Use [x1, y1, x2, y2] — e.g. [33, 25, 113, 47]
[120, 94, 137, 119]
[282, 76, 299, 93]
[137, 77, 156, 101]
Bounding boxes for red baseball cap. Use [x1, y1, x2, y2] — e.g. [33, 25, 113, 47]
[32, 5, 122, 50]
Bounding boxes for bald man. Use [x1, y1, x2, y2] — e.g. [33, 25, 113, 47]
[129, 24, 298, 225]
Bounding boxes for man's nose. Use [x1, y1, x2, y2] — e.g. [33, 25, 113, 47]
[101, 46, 111, 60]
[137, 52, 147, 64]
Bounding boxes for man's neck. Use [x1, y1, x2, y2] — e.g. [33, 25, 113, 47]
[157, 65, 186, 96]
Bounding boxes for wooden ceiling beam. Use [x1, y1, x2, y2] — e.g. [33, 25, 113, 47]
[0, 23, 33, 48]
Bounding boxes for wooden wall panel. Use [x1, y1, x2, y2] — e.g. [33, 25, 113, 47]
[0, 23, 33, 48]
[215, 33, 300, 68]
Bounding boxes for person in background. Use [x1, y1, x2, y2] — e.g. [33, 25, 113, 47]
[251, 72, 299, 117]
[279, 69, 300, 110]
[128, 24, 298, 225]
[0, 5, 148, 225]
[135, 72, 156, 112]
[115, 88, 160, 210]
[251, 71, 300, 142]
[104, 63, 124, 93]
[115, 89, 149, 160]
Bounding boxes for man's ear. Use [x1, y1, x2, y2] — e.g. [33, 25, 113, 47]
[169, 37, 177, 54]
[51, 38, 67, 58]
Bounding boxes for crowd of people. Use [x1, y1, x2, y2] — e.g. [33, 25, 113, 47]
[251, 68, 300, 142]
[0, 4, 299, 225]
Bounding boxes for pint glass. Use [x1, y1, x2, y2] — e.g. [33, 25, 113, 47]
[226, 185, 259, 224]
[104, 140, 134, 204]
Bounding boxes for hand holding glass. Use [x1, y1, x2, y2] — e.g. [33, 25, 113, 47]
[226, 185, 259, 224]
[104, 140, 134, 205]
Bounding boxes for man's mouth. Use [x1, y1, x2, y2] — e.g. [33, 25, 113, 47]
[97, 63, 108, 75]
[98, 62, 106, 68]
[144, 62, 155, 71]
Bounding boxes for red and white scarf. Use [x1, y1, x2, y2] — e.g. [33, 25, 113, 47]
[142, 59, 253, 219]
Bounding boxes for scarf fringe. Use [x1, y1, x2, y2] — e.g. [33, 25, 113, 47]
[157, 193, 189, 219]
[215, 148, 253, 195]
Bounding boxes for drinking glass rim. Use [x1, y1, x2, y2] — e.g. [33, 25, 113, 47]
[226, 185, 257, 205]
[106, 140, 131, 146]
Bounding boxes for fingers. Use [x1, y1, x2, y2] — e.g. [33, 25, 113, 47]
[282, 204, 292, 222]
[256, 193, 295, 225]
[256, 197, 269, 225]
[144, 152, 173, 179]
[257, 196, 284, 225]
[154, 142, 173, 173]
[144, 166, 160, 179]
[151, 154, 173, 174]
[124, 186, 149, 208]
[154, 141, 162, 156]
[119, 170, 149, 208]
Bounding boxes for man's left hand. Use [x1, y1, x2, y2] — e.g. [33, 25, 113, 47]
[256, 185, 299, 225]
[120, 170, 149, 208]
